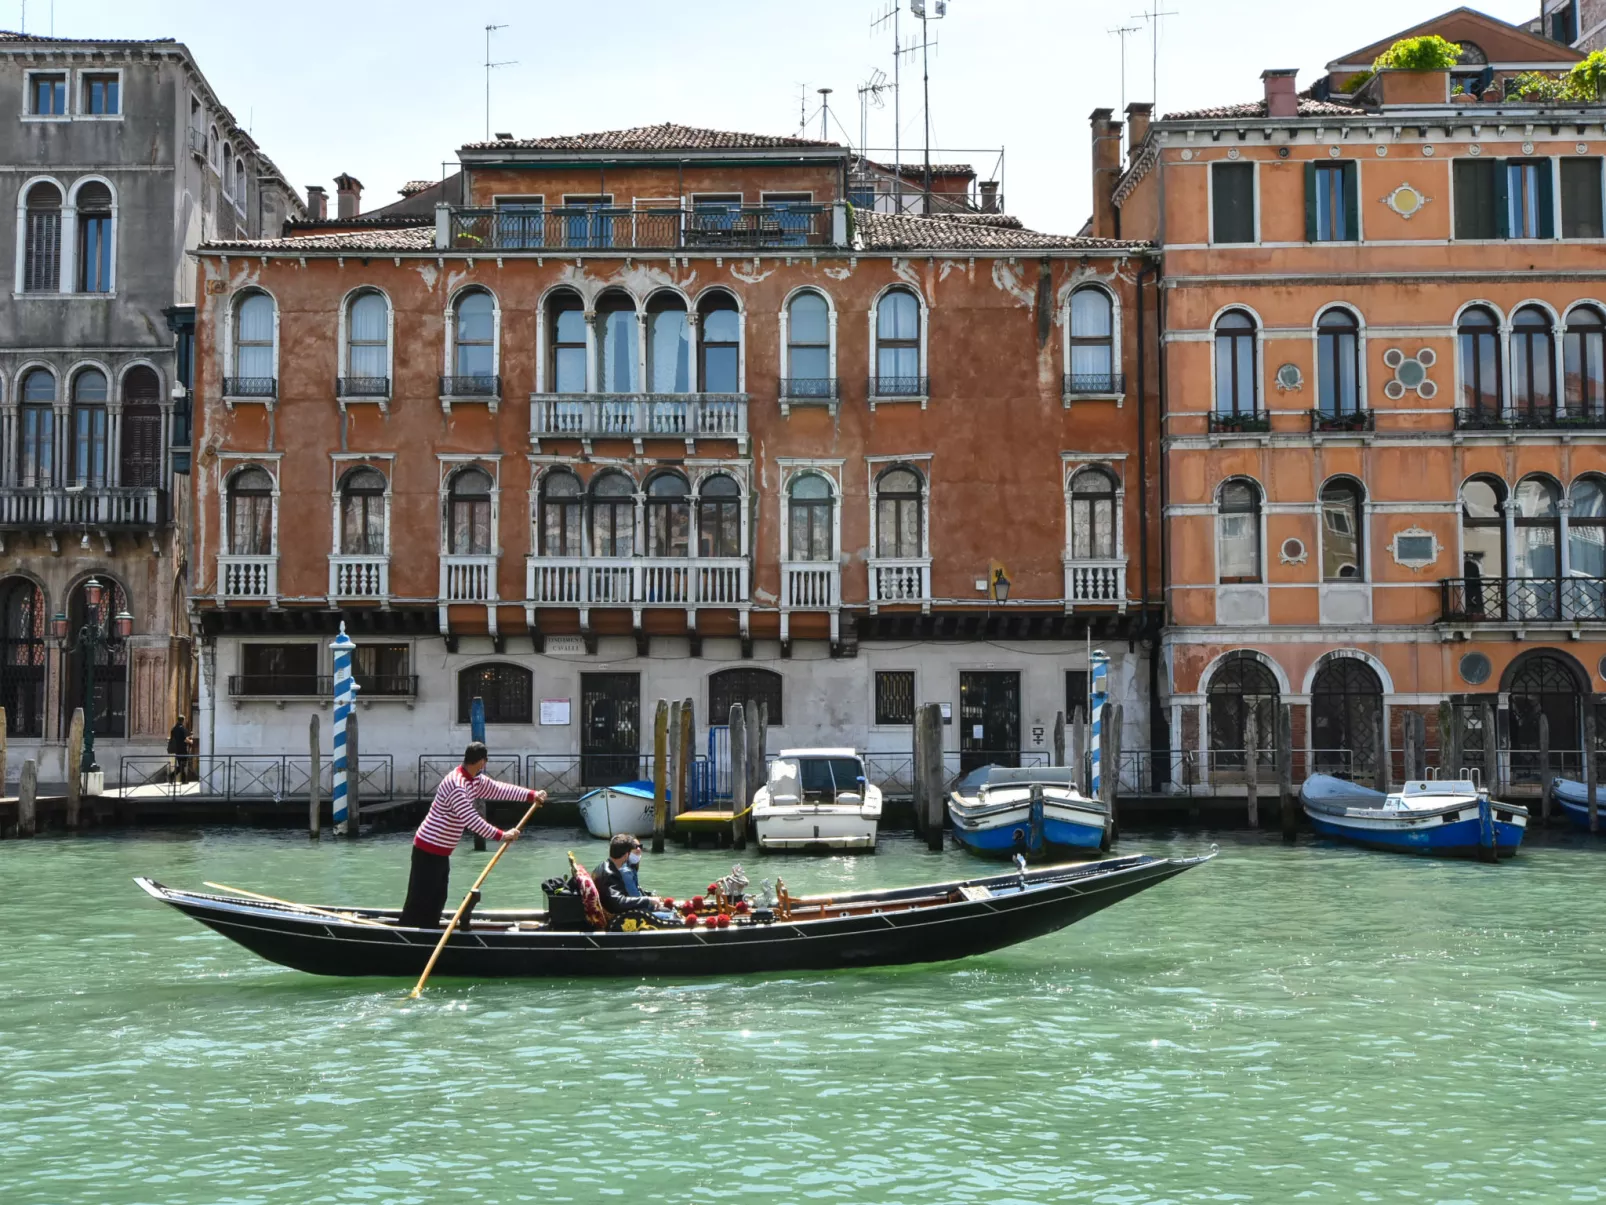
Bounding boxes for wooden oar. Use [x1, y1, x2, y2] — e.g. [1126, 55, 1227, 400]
[406, 797, 543, 999]
[202, 881, 391, 928]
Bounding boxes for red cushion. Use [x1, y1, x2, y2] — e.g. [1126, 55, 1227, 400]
[571, 865, 609, 930]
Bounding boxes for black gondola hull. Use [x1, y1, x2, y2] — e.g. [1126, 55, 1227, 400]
[135, 852, 1212, 980]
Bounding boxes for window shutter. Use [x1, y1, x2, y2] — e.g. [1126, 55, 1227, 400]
[1342, 163, 1359, 240]
[1304, 162, 1318, 241]
[1537, 159, 1555, 239]
[1494, 161, 1510, 239]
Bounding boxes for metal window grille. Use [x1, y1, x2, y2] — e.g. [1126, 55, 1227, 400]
[875, 671, 915, 725]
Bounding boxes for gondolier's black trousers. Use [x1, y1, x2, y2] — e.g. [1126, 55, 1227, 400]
[399, 845, 451, 928]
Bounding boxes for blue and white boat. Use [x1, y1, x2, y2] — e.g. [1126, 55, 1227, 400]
[577, 781, 660, 840]
[1300, 773, 1527, 859]
[947, 766, 1112, 859]
[1549, 778, 1605, 831]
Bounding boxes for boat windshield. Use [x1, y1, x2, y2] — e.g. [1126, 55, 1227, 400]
[791, 757, 865, 801]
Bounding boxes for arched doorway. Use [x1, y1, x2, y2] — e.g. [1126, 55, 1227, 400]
[1507, 651, 1585, 783]
[1310, 657, 1383, 782]
[1207, 653, 1279, 780]
[64, 578, 129, 738]
[0, 577, 47, 737]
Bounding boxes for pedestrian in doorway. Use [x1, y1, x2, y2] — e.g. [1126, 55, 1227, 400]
[167, 715, 189, 784]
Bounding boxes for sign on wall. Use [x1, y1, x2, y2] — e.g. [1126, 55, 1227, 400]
[539, 699, 571, 726]
[544, 635, 586, 656]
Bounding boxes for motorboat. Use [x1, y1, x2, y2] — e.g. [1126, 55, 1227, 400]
[1300, 773, 1527, 858]
[751, 748, 881, 852]
[576, 780, 659, 840]
[1549, 778, 1605, 830]
[133, 848, 1215, 979]
[947, 765, 1112, 858]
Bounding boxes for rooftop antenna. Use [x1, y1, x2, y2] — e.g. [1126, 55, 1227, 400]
[1131, 5, 1178, 114]
[870, 1, 905, 212]
[1109, 23, 1141, 130]
[857, 69, 890, 168]
[484, 24, 515, 142]
[910, 0, 947, 215]
[817, 87, 833, 141]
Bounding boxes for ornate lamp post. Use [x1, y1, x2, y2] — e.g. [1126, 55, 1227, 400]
[51, 576, 133, 779]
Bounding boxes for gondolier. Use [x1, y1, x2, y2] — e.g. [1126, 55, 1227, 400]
[399, 742, 546, 927]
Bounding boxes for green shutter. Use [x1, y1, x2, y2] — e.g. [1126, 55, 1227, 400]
[1494, 161, 1510, 239]
[1537, 159, 1555, 239]
[1304, 162, 1318, 241]
[1342, 163, 1360, 241]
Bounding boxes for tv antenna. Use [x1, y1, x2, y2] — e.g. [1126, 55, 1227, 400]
[870, 1, 907, 211]
[1109, 24, 1142, 123]
[858, 69, 891, 163]
[1131, 6, 1178, 114]
[909, 0, 947, 214]
[484, 24, 516, 141]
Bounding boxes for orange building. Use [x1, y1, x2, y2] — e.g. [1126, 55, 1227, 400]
[1110, 9, 1606, 795]
[188, 124, 1162, 795]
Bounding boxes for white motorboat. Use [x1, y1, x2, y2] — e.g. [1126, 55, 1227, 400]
[576, 780, 658, 840]
[752, 748, 882, 852]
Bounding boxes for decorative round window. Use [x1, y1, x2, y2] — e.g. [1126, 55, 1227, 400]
[1383, 348, 1437, 401]
[1275, 363, 1303, 392]
[1460, 652, 1492, 686]
[1280, 537, 1307, 565]
[1598, 655, 1606, 682]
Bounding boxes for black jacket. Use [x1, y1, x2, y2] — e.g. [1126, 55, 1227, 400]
[592, 860, 653, 915]
[167, 724, 188, 756]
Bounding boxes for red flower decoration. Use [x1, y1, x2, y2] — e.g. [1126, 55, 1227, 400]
[691, 896, 705, 911]
[735, 901, 750, 914]
[715, 914, 732, 928]
[684, 914, 698, 927]
[708, 883, 719, 894]
[662, 897, 675, 908]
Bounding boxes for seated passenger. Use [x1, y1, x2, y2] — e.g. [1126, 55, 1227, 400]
[592, 833, 659, 917]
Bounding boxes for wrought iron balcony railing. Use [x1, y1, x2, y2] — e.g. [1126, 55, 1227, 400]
[779, 377, 839, 401]
[867, 375, 930, 399]
[446, 203, 835, 252]
[1063, 372, 1125, 396]
[1310, 408, 1374, 433]
[1209, 410, 1271, 434]
[0, 486, 165, 528]
[1455, 407, 1606, 431]
[337, 376, 391, 398]
[223, 376, 277, 399]
[1440, 576, 1606, 623]
[439, 374, 500, 398]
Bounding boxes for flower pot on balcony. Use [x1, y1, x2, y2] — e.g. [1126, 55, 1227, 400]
[1377, 68, 1450, 106]
[1481, 86, 1503, 102]
[1452, 90, 1478, 105]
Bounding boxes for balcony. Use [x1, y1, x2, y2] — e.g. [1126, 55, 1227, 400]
[218, 554, 277, 603]
[441, 554, 499, 603]
[1062, 372, 1125, 403]
[868, 558, 931, 611]
[778, 377, 840, 416]
[188, 126, 207, 157]
[781, 560, 841, 646]
[439, 375, 501, 412]
[1065, 558, 1127, 609]
[329, 555, 389, 601]
[0, 486, 165, 531]
[445, 203, 839, 253]
[527, 556, 749, 612]
[1440, 576, 1606, 624]
[337, 376, 391, 410]
[1208, 411, 1271, 435]
[1455, 407, 1606, 433]
[222, 377, 277, 405]
[228, 673, 419, 700]
[867, 375, 930, 410]
[1310, 408, 1374, 433]
[530, 394, 747, 453]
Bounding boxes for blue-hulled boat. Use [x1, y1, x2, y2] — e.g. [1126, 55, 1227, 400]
[1300, 773, 1527, 859]
[1549, 778, 1605, 831]
[947, 766, 1112, 859]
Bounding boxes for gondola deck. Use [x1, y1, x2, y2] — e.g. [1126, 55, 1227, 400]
[135, 849, 1215, 979]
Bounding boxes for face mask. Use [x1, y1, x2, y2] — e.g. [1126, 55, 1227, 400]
[627, 851, 642, 867]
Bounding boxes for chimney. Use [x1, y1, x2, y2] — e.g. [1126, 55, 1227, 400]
[1124, 102, 1153, 160]
[305, 185, 327, 221]
[1262, 69, 1299, 118]
[979, 180, 1000, 212]
[1089, 108, 1123, 240]
[334, 172, 363, 219]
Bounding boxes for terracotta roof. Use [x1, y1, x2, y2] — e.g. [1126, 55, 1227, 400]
[283, 214, 435, 232]
[1163, 95, 1366, 120]
[399, 180, 435, 197]
[0, 29, 175, 43]
[461, 122, 840, 152]
[857, 210, 1146, 252]
[201, 226, 436, 253]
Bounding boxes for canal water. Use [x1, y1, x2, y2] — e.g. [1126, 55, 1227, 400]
[2, 829, 1603, 1204]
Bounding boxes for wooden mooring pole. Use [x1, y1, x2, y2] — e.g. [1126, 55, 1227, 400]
[652, 699, 670, 853]
[1402, 711, 1419, 786]
[0, 707, 8, 822]
[18, 758, 37, 838]
[66, 707, 84, 831]
[676, 698, 694, 834]
[470, 696, 487, 851]
[1278, 703, 1296, 841]
[308, 713, 321, 839]
[1586, 702, 1599, 835]
[918, 702, 945, 851]
[1071, 707, 1087, 794]
[1053, 710, 1065, 769]
[1481, 700, 1498, 797]
[728, 703, 747, 846]
[1438, 700, 1458, 779]
[1538, 713, 1552, 828]
[1244, 707, 1260, 829]
[667, 702, 681, 819]
[1375, 705, 1391, 795]
[347, 710, 360, 839]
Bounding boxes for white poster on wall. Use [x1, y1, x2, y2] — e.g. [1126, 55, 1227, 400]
[540, 698, 571, 726]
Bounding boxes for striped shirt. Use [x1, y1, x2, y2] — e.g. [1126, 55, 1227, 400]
[413, 767, 533, 855]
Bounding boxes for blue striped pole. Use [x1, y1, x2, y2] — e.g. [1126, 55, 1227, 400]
[330, 623, 359, 833]
[1089, 649, 1110, 798]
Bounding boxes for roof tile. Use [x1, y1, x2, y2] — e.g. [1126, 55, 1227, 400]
[1162, 96, 1365, 120]
[461, 122, 839, 152]
[857, 210, 1146, 252]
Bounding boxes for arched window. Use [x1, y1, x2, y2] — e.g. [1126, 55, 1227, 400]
[344, 291, 389, 392]
[1070, 468, 1117, 561]
[0, 577, 47, 737]
[788, 474, 834, 562]
[1510, 305, 1556, 422]
[698, 291, 740, 392]
[595, 291, 637, 393]
[208, 126, 219, 170]
[1514, 476, 1561, 618]
[1319, 479, 1364, 580]
[709, 667, 783, 725]
[875, 466, 924, 559]
[66, 577, 127, 737]
[589, 471, 635, 558]
[1564, 305, 1606, 421]
[547, 290, 586, 392]
[1068, 288, 1115, 392]
[1459, 476, 1506, 617]
[227, 466, 274, 555]
[22, 181, 62, 293]
[70, 368, 108, 487]
[452, 289, 496, 386]
[1458, 306, 1502, 421]
[222, 145, 234, 196]
[1217, 479, 1262, 582]
[786, 290, 832, 397]
[1214, 309, 1257, 415]
[1509, 653, 1584, 783]
[1316, 308, 1359, 416]
[458, 663, 532, 725]
[120, 366, 162, 489]
[645, 472, 691, 557]
[698, 474, 742, 558]
[1569, 476, 1606, 619]
[231, 291, 276, 395]
[539, 470, 582, 556]
[1207, 653, 1279, 776]
[646, 293, 690, 394]
[75, 182, 112, 293]
[234, 159, 247, 208]
[446, 467, 493, 555]
[339, 467, 386, 555]
[874, 287, 921, 395]
[1310, 658, 1383, 779]
[17, 369, 56, 487]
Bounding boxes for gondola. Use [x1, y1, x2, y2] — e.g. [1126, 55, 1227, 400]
[134, 849, 1215, 980]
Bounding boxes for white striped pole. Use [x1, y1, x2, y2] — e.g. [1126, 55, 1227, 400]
[1089, 649, 1110, 798]
[330, 623, 359, 833]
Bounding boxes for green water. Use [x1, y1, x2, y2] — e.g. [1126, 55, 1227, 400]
[2, 829, 1604, 1205]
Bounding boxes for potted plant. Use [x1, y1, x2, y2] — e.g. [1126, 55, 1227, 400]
[1370, 35, 1461, 106]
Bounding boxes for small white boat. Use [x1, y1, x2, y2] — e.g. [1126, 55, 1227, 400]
[752, 748, 882, 852]
[1300, 773, 1527, 859]
[576, 780, 659, 840]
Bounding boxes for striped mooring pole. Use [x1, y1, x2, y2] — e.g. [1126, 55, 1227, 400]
[330, 623, 360, 833]
[1089, 648, 1110, 798]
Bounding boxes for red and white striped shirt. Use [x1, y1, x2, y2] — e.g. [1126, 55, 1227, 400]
[414, 766, 534, 856]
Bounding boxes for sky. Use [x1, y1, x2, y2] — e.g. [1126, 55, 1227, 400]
[12, 0, 1548, 232]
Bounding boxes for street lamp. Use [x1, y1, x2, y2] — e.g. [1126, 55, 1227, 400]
[992, 568, 1011, 603]
[52, 576, 133, 781]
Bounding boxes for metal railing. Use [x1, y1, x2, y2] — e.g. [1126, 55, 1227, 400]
[447, 203, 833, 252]
[441, 554, 498, 603]
[530, 394, 746, 440]
[1440, 576, 1606, 623]
[527, 555, 749, 607]
[782, 561, 840, 609]
[218, 554, 277, 601]
[779, 377, 839, 401]
[868, 375, 930, 399]
[439, 374, 500, 398]
[1065, 559, 1126, 605]
[862, 749, 1053, 797]
[1310, 408, 1374, 432]
[869, 558, 930, 604]
[223, 376, 277, 399]
[1456, 406, 1606, 432]
[337, 376, 390, 398]
[188, 126, 208, 157]
[329, 554, 388, 599]
[119, 754, 394, 802]
[1209, 410, 1270, 433]
[227, 674, 419, 699]
[1063, 372, 1125, 396]
[0, 486, 164, 528]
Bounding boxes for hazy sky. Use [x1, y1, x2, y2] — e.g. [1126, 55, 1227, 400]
[13, 0, 1543, 232]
